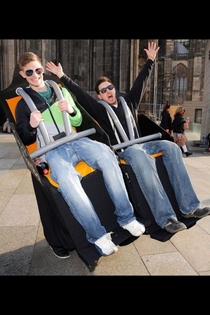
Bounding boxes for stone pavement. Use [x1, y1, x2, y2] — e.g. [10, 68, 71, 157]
[0, 130, 210, 276]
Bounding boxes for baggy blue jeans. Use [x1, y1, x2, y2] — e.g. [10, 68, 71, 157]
[118, 140, 200, 228]
[46, 137, 136, 243]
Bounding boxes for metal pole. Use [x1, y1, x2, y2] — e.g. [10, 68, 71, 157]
[153, 59, 158, 119]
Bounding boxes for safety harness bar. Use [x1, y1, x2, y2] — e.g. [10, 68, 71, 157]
[97, 96, 162, 151]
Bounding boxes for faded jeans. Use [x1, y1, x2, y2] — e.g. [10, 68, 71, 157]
[46, 137, 136, 243]
[118, 140, 200, 228]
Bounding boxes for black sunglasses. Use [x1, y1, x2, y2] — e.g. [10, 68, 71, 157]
[24, 68, 43, 77]
[99, 84, 114, 94]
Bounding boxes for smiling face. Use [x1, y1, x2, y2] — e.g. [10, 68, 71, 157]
[97, 81, 118, 106]
[18, 52, 46, 92]
[19, 60, 45, 91]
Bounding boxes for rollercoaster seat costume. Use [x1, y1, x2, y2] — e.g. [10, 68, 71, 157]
[0, 67, 199, 268]
[0, 69, 142, 269]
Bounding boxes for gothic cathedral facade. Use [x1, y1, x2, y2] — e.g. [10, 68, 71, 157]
[0, 39, 209, 138]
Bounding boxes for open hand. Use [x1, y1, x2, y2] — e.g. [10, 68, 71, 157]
[46, 62, 64, 78]
[144, 41, 160, 61]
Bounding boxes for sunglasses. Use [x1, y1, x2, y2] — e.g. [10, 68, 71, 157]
[24, 68, 43, 77]
[99, 84, 114, 94]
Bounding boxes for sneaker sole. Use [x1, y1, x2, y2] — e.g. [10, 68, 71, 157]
[182, 213, 210, 219]
[182, 207, 210, 219]
[165, 224, 187, 234]
[97, 246, 118, 256]
[50, 246, 70, 259]
[165, 227, 187, 233]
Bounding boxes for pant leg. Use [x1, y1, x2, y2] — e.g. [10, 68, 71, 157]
[46, 144, 107, 244]
[142, 140, 200, 213]
[119, 144, 176, 228]
[70, 137, 137, 226]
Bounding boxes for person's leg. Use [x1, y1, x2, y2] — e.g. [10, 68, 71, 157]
[119, 144, 178, 229]
[204, 133, 210, 153]
[180, 136, 188, 152]
[71, 138, 145, 235]
[142, 140, 200, 214]
[180, 134, 193, 156]
[46, 146, 107, 244]
[174, 133, 192, 156]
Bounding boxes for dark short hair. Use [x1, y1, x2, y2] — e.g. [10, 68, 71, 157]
[164, 104, 170, 110]
[95, 76, 113, 94]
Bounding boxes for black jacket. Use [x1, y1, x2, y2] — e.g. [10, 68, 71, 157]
[59, 59, 154, 146]
[172, 114, 185, 134]
[16, 86, 57, 146]
[160, 111, 172, 130]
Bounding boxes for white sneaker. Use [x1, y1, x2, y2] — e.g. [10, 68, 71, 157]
[94, 232, 118, 256]
[122, 220, 145, 236]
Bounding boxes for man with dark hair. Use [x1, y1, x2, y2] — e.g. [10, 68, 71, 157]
[46, 41, 210, 234]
